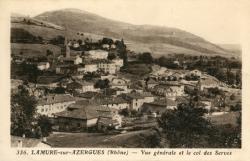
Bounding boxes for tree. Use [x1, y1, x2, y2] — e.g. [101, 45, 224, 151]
[107, 52, 116, 60]
[11, 85, 38, 137]
[158, 103, 211, 148]
[138, 52, 153, 64]
[20, 62, 42, 83]
[46, 49, 53, 57]
[37, 115, 52, 137]
[102, 37, 113, 45]
[77, 39, 83, 45]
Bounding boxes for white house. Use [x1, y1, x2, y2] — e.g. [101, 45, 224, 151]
[112, 58, 124, 71]
[61, 55, 82, 65]
[36, 94, 76, 117]
[190, 69, 202, 77]
[84, 63, 98, 73]
[110, 78, 128, 91]
[37, 62, 50, 70]
[67, 81, 96, 93]
[97, 60, 116, 74]
[86, 50, 108, 59]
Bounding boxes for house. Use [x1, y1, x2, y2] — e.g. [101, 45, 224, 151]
[190, 69, 202, 77]
[167, 72, 185, 81]
[141, 92, 155, 103]
[120, 92, 155, 111]
[96, 59, 116, 74]
[110, 77, 128, 91]
[102, 44, 110, 49]
[86, 50, 108, 59]
[112, 58, 124, 71]
[84, 63, 98, 73]
[147, 78, 158, 89]
[140, 98, 177, 115]
[77, 91, 101, 100]
[95, 106, 122, 128]
[66, 81, 96, 93]
[60, 55, 82, 65]
[37, 62, 50, 70]
[110, 44, 116, 49]
[55, 64, 85, 74]
[95, 97, 130, 111]
[36, 75, 64, 88]
[36, 94, 76, 117]
[151, 82, 185, 99]
[53, 105, 99, 131]
[198, 77, 222, 91]
[53, 103, 121, 131]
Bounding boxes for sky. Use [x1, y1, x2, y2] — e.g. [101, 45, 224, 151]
[6, 0, 247, 44]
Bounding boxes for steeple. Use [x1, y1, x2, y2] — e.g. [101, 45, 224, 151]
[64, 27, 70, 58]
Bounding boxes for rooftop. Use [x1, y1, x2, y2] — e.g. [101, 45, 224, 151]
[54, 105, 99, 120]
[37, 94, 75, 106]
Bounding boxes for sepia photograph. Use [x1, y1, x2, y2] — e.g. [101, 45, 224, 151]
[7, 0, 243, 150]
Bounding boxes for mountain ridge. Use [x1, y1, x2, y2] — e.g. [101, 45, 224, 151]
[12, 8, 239, 58]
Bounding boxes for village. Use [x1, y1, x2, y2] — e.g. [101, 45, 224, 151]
[11, 29, 242, 148]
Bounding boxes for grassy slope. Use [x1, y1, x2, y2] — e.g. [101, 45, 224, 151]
[33, 8, 234, 57]
[11, 43, 61, 57]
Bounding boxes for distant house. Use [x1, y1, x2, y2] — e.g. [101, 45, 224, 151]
[86, 50, 108, 59]
[147, 78, 158, 89]
[36, 94, 76, 117]
[112, 58, 124, 71]
[96, 59, 116, 74]
[66, 81, 96, 93]
[77, 91, 101, 100]
[198, 77, 222, 91]
[121, 92, 154, 111]
[190, 69, 202, 77]
[60, 55, 82, 65]
[55, 64, 84, 74]
[36, 75, 64, 88]
[84, 63, 98, 73]
[140, 98, 177, 115]
[37, 62, 50, 70]
[96, 97, 130, 111]
[102, 44, 110, 49]
[151, 82, 185, 99]
[110, 77, 128, 91]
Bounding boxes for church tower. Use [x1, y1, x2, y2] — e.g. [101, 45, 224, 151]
[64, 27, 70, 58]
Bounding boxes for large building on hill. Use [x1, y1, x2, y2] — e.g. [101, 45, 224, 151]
[85, 50, 108, 59]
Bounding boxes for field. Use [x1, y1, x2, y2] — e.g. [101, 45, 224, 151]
[46, 129, 160, 148]
[207, 111, 240, 127]
[11, 43, 62, 57]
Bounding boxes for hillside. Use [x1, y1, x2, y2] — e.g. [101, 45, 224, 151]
[12, 8, 238, 58]
[217, 44, 241, 57]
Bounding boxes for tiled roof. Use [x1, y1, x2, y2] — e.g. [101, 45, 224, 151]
[54, 105, 99, 120]
[37, 94, 75, 106]
[37, 62, 48, 66]
[78, 91, 100, 99]
[37, 75, 64, 84]
[147, 79, 158, 84]
[95, 97, 129, 105]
